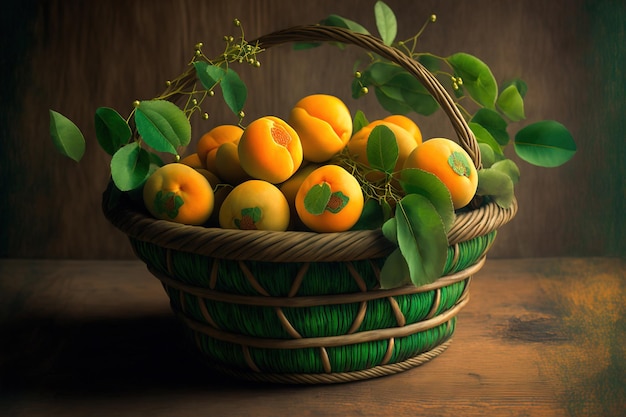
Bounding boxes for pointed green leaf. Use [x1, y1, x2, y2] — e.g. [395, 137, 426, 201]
[417, 54, 441, 73]
[110, 142, 151, 191]
[303, 183, 332, 215]
[476, 168, 515, 208]
[514, 120, 576, 167]
[220, 68, 247, 116]
[194, 61, 225, 90]
[135, 100, 191, 154]
[471, 108, 509, 145]
[367, 124, 399, 173]
[363, 62, 404, 85]
[374, 1, 397, 45]
[399, 168, 455, 233]
[382, 216, 398, 244]
[320, 14, 371, 35]
[469, 122, 504, 156]
[94, 107, 131, 156]
[49, 110, 85, 162]
[351, 198, 384, 230]
[491, 159, 520, 184]
[375, 86, 412, 114]
[502, 78, 528, 98]
[448, 53, 498, 108]
[380, 248, 411, 289]
[478, 143, 496, 168]
[395, 194, 448, 286]
[384, 71, 438, 116]
[497, 84, 525, 121]
[352, 109, 369, 134]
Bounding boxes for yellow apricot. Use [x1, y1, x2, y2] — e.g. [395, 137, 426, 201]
[278, 163, 320, 230]
[238, 116, 303, 184]
[295, 164, 364, 233]
[347, 120, 419, 177]
[215, 141, 251, 186]
[197, 124, 243, 171]
[403, 138, 478, 209]
[179, 152, 204, 169]
[382, 114, 423, 145]
[219, 180, 290, 231]
[142, 163, 214, 225]
[288, 94, 353, 162]
[195, 168, 221, 188]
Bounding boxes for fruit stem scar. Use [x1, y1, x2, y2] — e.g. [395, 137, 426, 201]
[448, 151, 472, 177]
[270, 124, 291, 147]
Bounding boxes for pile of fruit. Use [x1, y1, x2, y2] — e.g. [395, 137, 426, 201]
[143, 93, 477, 236]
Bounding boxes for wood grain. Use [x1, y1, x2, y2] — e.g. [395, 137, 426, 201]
[0, 257, 624, 416]
[1, 0, 624, 259]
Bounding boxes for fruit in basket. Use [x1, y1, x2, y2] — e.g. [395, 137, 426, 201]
[142, 163, 215, 225]
[197, 124, 243, 172]
[347, 120, 419, 180]
[195, 168, 221, 188]
[179, 152, 204, 169]
[214, 140, 251, 185]
[288, 94, 353, 162]
[403, 138, 478, 209]
[219, 180, 290, 231]
[295, 164, 364, 232]
[382, 114, 423, 145]
[238, 116, 303, 184]
[279, 163, 320, 230]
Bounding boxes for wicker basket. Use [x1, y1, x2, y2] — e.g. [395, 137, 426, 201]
[103, 25, 518, 384]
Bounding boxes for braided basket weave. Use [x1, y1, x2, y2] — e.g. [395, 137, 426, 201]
[103, 25, 517, 384]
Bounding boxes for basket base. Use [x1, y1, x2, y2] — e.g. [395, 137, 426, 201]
[198, 338, 453, 385]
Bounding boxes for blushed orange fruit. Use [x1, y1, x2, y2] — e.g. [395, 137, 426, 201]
[197, 124, 243, 171]
[179, 152, 204, 169]
[278, 163, 320, 230]
[238, 116, 303, 184]
[143, 163, 214, 225]
[219, 180, 290, 231]
[288, 94, 353, 162]
[383, 114, 423, 145]
[403, 138, 478, 209]
[295, 164, 364, 233]
[214, 140, 251, 186]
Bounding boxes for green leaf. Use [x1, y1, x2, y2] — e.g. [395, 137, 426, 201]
[375, 86, 412, 114]
[514, 120, 576, 167]
[492, 159, 520, 184]
[351, 198, 384, 230]
[380, 248, 411, 289]
[303, 183, 332, 215]
[399, 168, 455, 233]
[220, 68, 247, 116]
[384, 71, 438, 116]
[49, 110, 85, 162]
[478, 143, 496, 168]
[374, 1, 397, 45]
[448, 53, 498, 108]
[382, 216, 398, 244]
[194, 61, 225, 90]
[502, 78, 528, 98]
[135, 100, 191, 154]
[497, 84, 525, 121]
[94, 107, 131, 156]
[320, 14, 371, 35]
[469, 122, 504, 156]
[110, 142, 151, 191]
[353, 109, 369, 134]
[395, 194, 448, 286]
[471, 108, 509, 146]
[476, 168, 515, 208]
[363, 62, 404, 85]
[417, 54, 441, 73]
[366, 124, 399, 174]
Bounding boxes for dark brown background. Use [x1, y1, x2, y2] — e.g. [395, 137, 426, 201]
[1, 0, 624, 259]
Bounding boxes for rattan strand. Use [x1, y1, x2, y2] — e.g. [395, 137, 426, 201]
[201, 339, 453, 384]
[176, 294, 467, 349]
[149, 256, 483, 307]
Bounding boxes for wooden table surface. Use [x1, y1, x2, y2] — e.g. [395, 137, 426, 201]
[0, 257, 624, 417]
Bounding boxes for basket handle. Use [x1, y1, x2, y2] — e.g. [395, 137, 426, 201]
[252, 25, 482, 169]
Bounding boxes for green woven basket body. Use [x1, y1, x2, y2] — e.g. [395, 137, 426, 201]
[102, 25, 518, 384]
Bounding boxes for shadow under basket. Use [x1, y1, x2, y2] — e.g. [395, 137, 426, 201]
[102, 25, 518, 384]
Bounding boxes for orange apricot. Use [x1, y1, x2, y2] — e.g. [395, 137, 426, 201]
[295, 164, 364, 233]
[197, 124, 243, 171]
[382, 114, 423, 145]
[219, 180, 290, 231]
[195, 168, 221, 188]
[288, 94, 353, 162]
[179, 152, 204, 169]
[347, 120, 419, 177]
[238, 116, 303, 184]
[278, 163, 320, 230]
[142, 163, 214, 225]
[403, 138, 478, 209]
[214, 140, 251, 186]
